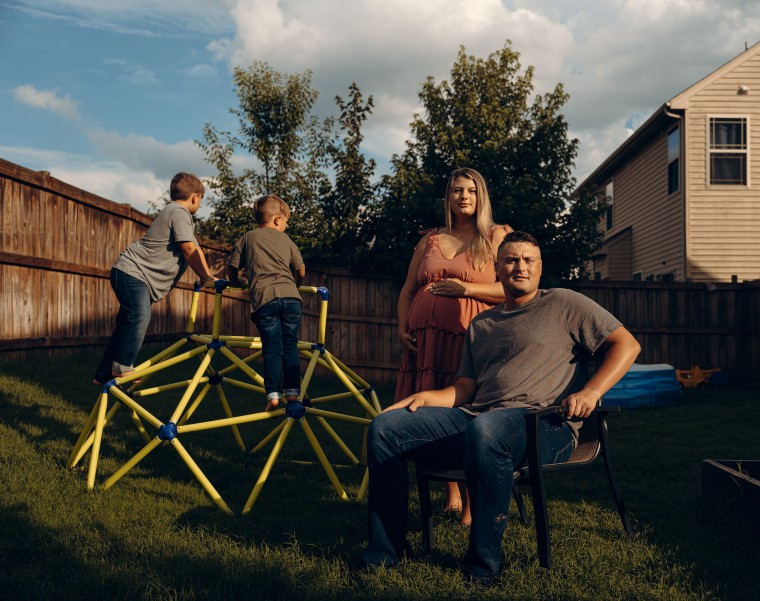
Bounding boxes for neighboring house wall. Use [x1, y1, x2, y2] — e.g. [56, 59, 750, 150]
[584, 43, 760, 283]
[677, 52, 760, 282]
[595, 132, 684, 280]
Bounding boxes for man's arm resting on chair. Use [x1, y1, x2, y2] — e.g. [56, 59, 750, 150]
[382, 377, 477, 414]
[562, 325, 641, 419]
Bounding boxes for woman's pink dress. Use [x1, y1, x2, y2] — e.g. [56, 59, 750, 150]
[395, 228, 503, 402]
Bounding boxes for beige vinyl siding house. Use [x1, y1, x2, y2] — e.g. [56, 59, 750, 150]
[576, 42, 760, 283]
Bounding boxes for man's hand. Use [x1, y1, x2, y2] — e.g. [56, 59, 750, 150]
[199, 276, 216, 288]
[382, 393, 429, 414]
[561, 388, 600, 419]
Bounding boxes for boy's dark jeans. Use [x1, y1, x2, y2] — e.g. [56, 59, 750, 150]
[94, 268, 152, 383]
[251, 297, 302, 399]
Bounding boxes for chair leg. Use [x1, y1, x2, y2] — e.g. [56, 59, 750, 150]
[598, 416, 633, 535]
[513, 486, 528, 526]
[416, 470, 434, 550]
[525, 413, 551, 569]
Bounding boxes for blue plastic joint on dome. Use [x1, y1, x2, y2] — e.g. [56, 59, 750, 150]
[214, 279, 230, 293]
[317, 286, 329, 301]
[158, 422, 178, 441]
[193, 282, 202, 293]
[209, 374, 224, 385]
[103, 379, 118, 392]
[311, 343, 326, 354]
[285, 401, 307, 420]
[208, 340, 227, 350]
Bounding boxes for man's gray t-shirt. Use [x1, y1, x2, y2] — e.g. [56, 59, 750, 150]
[113, 202, 197, 302]
[228, 228, 304, 313]
[457, 288, 622, 421]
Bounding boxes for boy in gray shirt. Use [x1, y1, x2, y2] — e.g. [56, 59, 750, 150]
[227, 195, 306, 410]
[93, 172, 216, 385]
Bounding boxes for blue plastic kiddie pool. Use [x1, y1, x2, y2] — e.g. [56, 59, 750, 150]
[603, 363, 682, 408]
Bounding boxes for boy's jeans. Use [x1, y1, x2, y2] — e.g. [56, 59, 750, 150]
[93, 268, 152, 382]
[251, 297, 302, 400]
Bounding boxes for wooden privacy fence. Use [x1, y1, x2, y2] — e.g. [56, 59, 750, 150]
[1, 157, 758, 388]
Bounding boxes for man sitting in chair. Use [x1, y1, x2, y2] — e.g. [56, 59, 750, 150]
[362, 231, 640, 585]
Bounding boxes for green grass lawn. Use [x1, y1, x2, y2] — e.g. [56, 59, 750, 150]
[0, 348, 758, 600]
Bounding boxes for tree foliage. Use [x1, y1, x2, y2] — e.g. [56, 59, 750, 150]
[369, 42, 605, 282]
[196, 63, 376, 265]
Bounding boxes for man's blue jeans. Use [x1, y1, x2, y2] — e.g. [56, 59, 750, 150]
[363, 406, 575, 582]
[93, 268, 152, 382]
[251, 297, 302, 400]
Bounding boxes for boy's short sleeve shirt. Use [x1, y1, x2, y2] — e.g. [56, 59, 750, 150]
[113, 202, 197, 302]
[229, 228, 303, 313]
[457, 288, 622, 416]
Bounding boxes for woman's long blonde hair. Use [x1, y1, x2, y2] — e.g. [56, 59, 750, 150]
[443, 167, 496, 271]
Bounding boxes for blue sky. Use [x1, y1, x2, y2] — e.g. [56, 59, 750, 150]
[1, 0, 759, 215]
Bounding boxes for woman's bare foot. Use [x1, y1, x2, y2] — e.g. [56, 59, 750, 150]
[445, 481, 462, 512]
[460, 486, 472, 527]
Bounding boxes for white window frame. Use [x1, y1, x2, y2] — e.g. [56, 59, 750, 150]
[706, 115, 750, 187]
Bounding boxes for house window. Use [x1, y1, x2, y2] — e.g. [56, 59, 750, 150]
[605, 181, 614, 230]
[667, 126, 680, 194]
[708, 117, 748, 185]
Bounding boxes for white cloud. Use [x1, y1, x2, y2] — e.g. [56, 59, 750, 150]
[7, 0, 233, 36]
[12, 84, 82, 122]
[187, 64, 218, 79]
[103, 59, 159, 87]
[86, 128, 210, 179]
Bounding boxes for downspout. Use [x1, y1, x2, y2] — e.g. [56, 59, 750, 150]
[665, 108, 687, 281]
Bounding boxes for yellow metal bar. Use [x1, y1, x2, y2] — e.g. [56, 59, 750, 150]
[322, 353, 378, 417]
[298, 347, 322, 394]
[86, 392, 109, 490]
[69, 402, 124, 468]
[307, 391, 364, 404]
[186, 288, 201, 333]
[214, 384, 246, 452]
[356, 467, 369, 502]
[218, 345, 265, 385]
[177, 407, 284, 434]
[299, 419, 348, 500]
[213, 378, 265, 395]
[134, 337, 188, 372]
[109, 385, 164, 429]
[129, 408, 151, 443]
[68, 395, 103, 468]
[325, 353, 372, 390]
[178, 383, 212, 425]
[250, 420, 287, 454]
[212, 289, 223, 339]
[242, 419, 295, 513]
[314, 416, 359, 465]
[306, 407, 372, 426]
[102, 437, 162, 490]
[317, 299, 327, 344]
[168, 349, 214, 423]
[369, 388, 382, 415]
[131, 379, 201, 398]
[171, 439, 233, 515]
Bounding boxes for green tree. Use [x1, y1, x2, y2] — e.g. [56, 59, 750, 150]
[370, 42, 605, 281]
[197, 64, 378, 267]
[196, 62, 332, 255]
[323, 83, 377, 265]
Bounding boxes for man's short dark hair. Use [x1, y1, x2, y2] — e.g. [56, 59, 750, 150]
[498, 231, 541, 254]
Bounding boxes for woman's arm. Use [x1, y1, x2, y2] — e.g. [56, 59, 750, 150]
[430, 224, 512, 304]
[397, 234, 430, 353]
